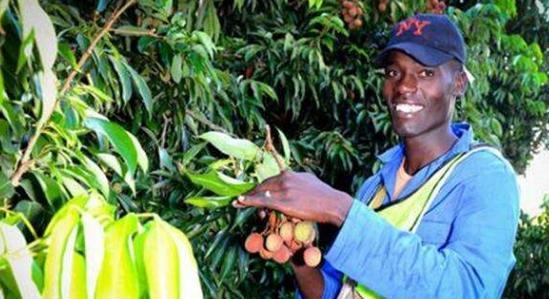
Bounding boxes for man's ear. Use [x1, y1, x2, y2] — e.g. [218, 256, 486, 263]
[453, 70, 468, 99]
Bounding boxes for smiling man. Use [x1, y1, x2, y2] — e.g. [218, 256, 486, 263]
[234, 14, 520, 299]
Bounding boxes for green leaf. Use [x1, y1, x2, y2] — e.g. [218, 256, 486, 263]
[84, 117, 138, 175]
[43, 207, 80, 299]
[185, 169, 255, 196]
[194, 31, 216, 58]
[220, 245, 237, 281]
[0, 171, 14, 199]
[95, 214, 140, 298]
[159, 148, 175, 171]
[80, 155, 110, 198]
[122, 61, 153, 116]
[70, 252, 87, 299]
[162, 222, 202, 298]
[37, 70, 58, 127]
[128, 132, 148, 173]
[13, 200, 44, 225]
[255, 153, 280, 182]
[277, 128, 291, 163]
[61, 176, 88, 197]
[97, 153, 123, 176]
[0, 0, 8, 18]
[96, 0, 109, 12]
[81, 212, 104, 299]
[141, 219, 179, 299]
[109, 56, 133, 103]
[18, 0, 58, 69]
[58, 42, 78, 69]
[32, 171, 64, 210]
[171, 54, 183, 83]
[199, 131, 260, 160]
[185, 195, 233, 209]
[113, 25, 151, 36]
[0, 223, 41, 299]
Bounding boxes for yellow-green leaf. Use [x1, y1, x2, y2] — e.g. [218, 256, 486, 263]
[142, 219, 179, 299]
[0, 223, 41, 299]
[185, 169, 255, 197]
[162, 221, 203, 299]
[185, 195, 233, 209]
[82, 213, 104, 299]
[199, 131, 260, 161]
[69, 253, 87, 299]
[95, 214, 140, 299]
[43, 207, 80, 299]
[18, 0, 57, 69]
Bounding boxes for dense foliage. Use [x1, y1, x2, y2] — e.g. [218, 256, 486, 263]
[0, 0, 547, 298]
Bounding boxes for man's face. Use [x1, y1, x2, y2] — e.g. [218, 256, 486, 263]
[382, 51, 462, 139]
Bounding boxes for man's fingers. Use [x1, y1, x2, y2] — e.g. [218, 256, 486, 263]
[233, 192, 273, 209]
[246, 172, 285, 196]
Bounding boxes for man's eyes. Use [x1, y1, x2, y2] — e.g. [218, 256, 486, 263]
[385, 69, 398, 77]
[419, 69, 435, 77]
[384, 69, 435, 78]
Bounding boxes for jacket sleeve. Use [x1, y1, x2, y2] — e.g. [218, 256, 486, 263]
[324, 155, 520, 298]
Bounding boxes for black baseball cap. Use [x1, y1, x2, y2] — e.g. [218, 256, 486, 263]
[375, 13, 466, 67]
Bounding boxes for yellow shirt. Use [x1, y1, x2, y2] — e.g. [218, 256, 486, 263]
[392, 159, 412, 199]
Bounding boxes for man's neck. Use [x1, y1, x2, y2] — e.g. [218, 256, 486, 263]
[403, 126, 458, 175]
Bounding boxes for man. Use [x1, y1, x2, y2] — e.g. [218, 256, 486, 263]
[233, 13, 519, 298]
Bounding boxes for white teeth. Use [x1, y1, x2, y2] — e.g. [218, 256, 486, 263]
[396, 104, 423, 113]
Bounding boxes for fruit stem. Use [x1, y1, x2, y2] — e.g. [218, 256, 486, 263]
[264, 125, 287, 172]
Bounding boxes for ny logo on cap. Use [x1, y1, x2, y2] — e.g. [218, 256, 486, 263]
[395, 18, 431, 36]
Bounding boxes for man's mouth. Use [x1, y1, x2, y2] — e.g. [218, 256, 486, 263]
[395, 103, 423, 114]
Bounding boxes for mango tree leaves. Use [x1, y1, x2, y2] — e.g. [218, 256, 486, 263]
[84, 117, 148, 177]
[109, 57, 133, 103]
[255, 153, 280, 182]
[0, 223, 41, 299]
[163, 222, 202, 298]
[95, 214, 140, 298]
[37, 70, 58, 127]
[185, 195, 233, 209]
[32, 171, 64, 210]
[18, 0, 57, 69]
[81, 213, 104, 299]
[199, 131, 260, 161]
[122, 60, 153, 116]
[43, 207, 80, 299]
[277, 128, 291, 163]
[184, 169, 255, 197]
[141, 219, 179, 298]
[0, 172, 14, 200]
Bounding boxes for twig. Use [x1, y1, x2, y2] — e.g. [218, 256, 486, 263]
[10, 0, 137, 186]
[160, 114, 170, 148]
[185, 109, 229, 134]
[109, 28, 160, 38]
[264, 125, 286, 171]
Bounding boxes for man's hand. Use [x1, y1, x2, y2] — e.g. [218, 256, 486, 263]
[232, 171, 353, 227]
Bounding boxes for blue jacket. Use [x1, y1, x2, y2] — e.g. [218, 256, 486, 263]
[300, 123, 520, 298]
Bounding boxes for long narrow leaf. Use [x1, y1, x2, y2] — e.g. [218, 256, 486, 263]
[141, 219, 179, 299]
[43, 208, 80, 299]
[199, 132, 260, 161]
[81, 213, 104, 299]
[95, 214, 140, 298]
[0, 223, 41, 299]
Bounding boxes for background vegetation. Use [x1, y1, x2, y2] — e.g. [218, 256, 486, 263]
[0, 0, 547, 298]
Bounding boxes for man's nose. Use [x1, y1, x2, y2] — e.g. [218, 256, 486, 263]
[397, 73, 418, 95]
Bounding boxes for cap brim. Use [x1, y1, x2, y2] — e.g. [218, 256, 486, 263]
[374, 42, 454, 67]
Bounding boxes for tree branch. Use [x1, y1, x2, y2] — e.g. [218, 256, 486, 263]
[10, 0, 137, 186]
[185, 109, 229, 134]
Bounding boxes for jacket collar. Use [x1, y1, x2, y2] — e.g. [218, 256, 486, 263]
[376, 122, 475, 201]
